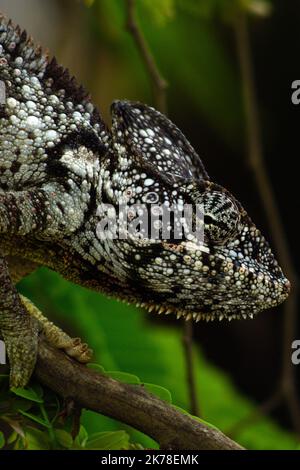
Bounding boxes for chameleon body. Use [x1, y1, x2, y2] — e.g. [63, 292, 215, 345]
[0, 15, 290, 387]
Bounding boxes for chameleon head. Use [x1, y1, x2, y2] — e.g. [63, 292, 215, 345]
[98, 100, 290, 321]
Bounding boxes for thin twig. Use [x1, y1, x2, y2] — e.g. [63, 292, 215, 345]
[124, 0, 200, 417]
[125, 0, 168, 114]
[71, 404, 82, 440]
[227, 389, 282, 438]
[182, 320, 201, 416]
[26, 336, 243, 450]
[233, 10, 300, 434]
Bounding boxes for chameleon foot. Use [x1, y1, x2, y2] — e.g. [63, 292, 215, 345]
[4, 318, 39, 388]
[20, 295, 93, 364]
[63, 337, 93, 363]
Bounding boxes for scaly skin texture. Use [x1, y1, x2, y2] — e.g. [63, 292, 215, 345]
[0, 15, 290, 387]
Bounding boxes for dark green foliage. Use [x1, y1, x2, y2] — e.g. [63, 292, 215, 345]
[0, 373, 135, 450]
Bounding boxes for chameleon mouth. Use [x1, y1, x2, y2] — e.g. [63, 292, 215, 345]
[113, 269, 291, 323]
[134, 301, 256, 322]
[134, 274, 290, 322]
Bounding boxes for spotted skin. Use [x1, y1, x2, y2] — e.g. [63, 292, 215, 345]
[0, 15, 290, 387]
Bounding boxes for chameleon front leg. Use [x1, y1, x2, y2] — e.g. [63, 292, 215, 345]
[0, 185, 91, 387]
[0, 257, 92, 388]
[0, 257, 39, 388]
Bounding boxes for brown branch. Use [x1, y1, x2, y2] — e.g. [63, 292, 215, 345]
[31, 336, 243, 450]
[125, 0, 168, 113]
[233, 11, 300, 434]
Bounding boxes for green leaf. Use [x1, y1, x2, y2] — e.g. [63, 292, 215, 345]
[10, 398, 33, 413]
[128, 442, 146, 450]
[193, 415, 220, 431]
[11, 387, 44, 403]
[143, 383, 172, 403]
[87, 363, 106, 373]
[7, 431, 18, 445]
[172, 404, 219, 430]
[54, 430, 73, 449]
[18, 410, 51, 428]
[74, 425, 89, 448]
[31, 383, 44, 400]
[105, 371, 141, 384]
[85, 431, 130, 450]
[176, 0, 220, 19]
[0, 431, 5, 449]
[141, 0, 175, 26]
[24, 427, 50, 450]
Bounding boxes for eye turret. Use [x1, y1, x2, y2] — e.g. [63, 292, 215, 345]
[200, 191, 241, 245]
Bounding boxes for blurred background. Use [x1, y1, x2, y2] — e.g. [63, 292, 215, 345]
[0, 0, 299, 449]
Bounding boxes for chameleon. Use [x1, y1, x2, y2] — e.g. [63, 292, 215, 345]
[0, 14, 290, 388]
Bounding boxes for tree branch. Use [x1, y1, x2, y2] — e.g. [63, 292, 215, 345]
[31, 336, 243, 450]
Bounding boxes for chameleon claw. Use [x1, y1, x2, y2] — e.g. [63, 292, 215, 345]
[64, 338, 93, 363]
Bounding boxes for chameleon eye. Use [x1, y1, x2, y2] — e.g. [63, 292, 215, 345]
[202, 191, 240, 245]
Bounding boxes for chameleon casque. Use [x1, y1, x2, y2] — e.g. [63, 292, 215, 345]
[0, 15, 290, 388]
